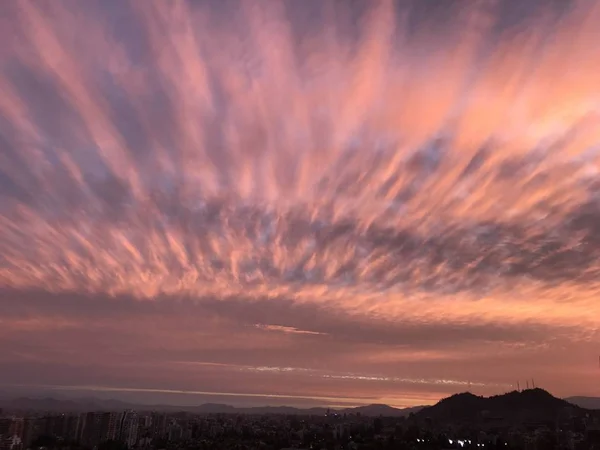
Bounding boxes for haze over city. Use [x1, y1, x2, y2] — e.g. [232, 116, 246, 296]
[1, 0, 600, 410]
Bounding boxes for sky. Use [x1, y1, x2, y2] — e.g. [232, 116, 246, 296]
[1, 0, 600, 409]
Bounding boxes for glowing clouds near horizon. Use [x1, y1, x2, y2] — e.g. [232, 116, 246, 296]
[1, 0, 600, 404]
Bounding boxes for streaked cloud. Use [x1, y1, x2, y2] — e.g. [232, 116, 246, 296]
[1, 0, 600, 406]
[254, 324, 326, 335]
[8, 384, 381, 408]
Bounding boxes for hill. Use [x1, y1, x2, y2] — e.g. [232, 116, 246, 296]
[416, 389, 583, 425]
[344, 404, 424, 417]
[340, 404, 424, 417]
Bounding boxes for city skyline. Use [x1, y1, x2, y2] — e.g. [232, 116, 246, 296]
[2, 0, 600, 409]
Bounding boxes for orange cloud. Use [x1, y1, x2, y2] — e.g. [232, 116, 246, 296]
[1, 0, 600, 405]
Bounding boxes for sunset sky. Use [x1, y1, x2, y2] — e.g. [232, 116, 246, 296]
[1, 0, 600, 409]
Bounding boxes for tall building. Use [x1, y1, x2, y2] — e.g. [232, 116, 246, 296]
[150, 413, 167, 439]
[80, 412, 103, 447]
[21, 419, 37, 449]
[126, 417, 139, 448]
[49, 414, 67, 438]
[168, 424, 182, 442]
[106, 412, 122, 441]
[8, 420, 24, 441]
[118, 411, 139, 448]
[0, 420, 10, 437]
[76, 413, 87, 443]
[98, 413, 111, 442]
[64, 415, 80, 442]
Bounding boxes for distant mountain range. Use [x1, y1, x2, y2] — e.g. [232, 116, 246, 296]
[1, 390, 597, 419]
[565, 396, 600, 410]
[415, 389, 590, 425]
[0, 397, 424, 417]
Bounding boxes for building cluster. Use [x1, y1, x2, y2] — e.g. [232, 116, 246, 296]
[1, 408, 600, 450]
[0, 410, 145, 450]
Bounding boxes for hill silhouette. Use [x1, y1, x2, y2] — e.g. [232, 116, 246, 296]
[416, 388, 582, 425]
[346, 404, 424, 417]
[3, 390, 586, 421]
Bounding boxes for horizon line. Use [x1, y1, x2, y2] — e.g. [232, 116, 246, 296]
[1, 383, 425, 409]
[1, 384, 586, 411]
